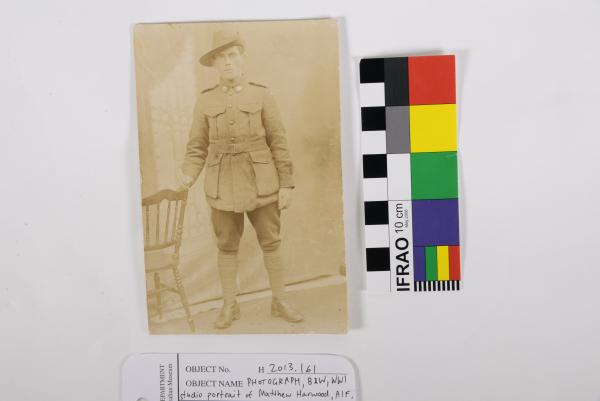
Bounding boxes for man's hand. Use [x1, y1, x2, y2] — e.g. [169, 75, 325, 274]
[278, 187, 293, 210]
[177, 171, 194, 192]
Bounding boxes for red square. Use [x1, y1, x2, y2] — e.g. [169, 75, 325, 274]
[449, 245, 461, 280]
[408, 55, 456, 105]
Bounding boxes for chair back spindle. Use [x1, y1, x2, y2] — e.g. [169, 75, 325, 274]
[141, 189, 188, 251]
[164, 201, 171, 242]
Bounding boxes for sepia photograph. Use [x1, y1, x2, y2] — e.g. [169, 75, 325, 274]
[133, 19, 347, 334]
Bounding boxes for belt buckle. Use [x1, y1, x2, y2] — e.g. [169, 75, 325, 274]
[229, 143, 236, 154]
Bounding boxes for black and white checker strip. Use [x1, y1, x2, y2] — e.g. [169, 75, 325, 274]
[414, 280, 460, 292]
[360, 58, 414, 292]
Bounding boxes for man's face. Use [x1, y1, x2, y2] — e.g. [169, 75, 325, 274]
[213, 46, 245, 81]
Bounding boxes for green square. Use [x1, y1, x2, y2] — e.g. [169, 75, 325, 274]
[410, 152, 458, 200]
[425, 246, 438, 281]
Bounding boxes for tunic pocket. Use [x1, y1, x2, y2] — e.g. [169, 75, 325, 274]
[204, 105, 227, 138]
[204, 153, 223, 198]
[238, 102, 264, 136]
[249, 149, 279, 196]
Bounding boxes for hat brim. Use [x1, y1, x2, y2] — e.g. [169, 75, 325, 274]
[199, 39, 245, 67]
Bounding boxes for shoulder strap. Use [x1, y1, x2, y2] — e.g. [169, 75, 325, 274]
[249, 81, 267, 88]
[201, 84, 219, 93]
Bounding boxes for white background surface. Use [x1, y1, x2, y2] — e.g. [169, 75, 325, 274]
[1, 1, 599, 400]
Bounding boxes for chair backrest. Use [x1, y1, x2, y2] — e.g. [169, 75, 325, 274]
[141, 189, 188, 252]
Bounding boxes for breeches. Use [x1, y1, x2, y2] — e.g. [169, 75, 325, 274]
[211, 202, 281, 254]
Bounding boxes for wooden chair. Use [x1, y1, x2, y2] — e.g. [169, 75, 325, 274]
[142, 189, 195, 332]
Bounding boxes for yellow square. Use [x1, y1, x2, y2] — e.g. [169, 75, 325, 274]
[409, 104, 457, 152]
[436, 246, 450, 281]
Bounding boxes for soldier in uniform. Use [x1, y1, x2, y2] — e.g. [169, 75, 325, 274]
[178, 30, 304, 329]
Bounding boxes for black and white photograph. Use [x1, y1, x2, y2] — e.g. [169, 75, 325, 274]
[133, 19, 347, 334]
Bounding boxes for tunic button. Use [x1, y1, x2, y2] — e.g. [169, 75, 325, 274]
[227, 104, 232, 108]
[230, 137, 235, 143]
[228, 120, 235, 125]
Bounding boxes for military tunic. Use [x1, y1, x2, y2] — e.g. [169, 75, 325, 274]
[182, 79, 294, 213]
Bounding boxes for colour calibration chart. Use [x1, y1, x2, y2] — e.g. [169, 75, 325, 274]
[359, 55, 461, 293]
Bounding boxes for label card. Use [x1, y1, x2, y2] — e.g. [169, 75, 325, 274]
[122, 353, 358, 401]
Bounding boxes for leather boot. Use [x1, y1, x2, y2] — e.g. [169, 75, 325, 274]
[271, 297, 304, 323]
[215, 252, 239, 329]
[214, 301, 240, 329]
[263, 250, 304, 323]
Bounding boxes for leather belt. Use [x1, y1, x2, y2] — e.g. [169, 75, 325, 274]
[208, 136, 269, 154]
